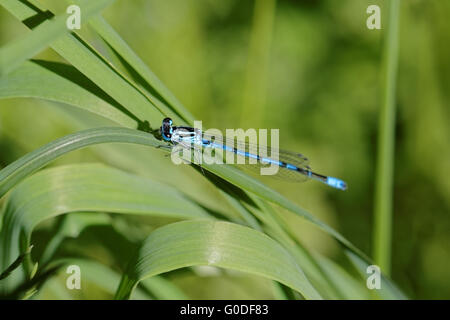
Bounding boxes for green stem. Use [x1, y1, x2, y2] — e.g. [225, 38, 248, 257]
[240, 0, 276, 126]
[373, 0, 401, 276]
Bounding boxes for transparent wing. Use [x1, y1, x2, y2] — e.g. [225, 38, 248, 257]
[170, 135, 203, 165]
[201, 131, 312, 182]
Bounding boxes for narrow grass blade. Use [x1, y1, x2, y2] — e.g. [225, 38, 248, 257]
[88, 15, 195, 125]
[6, 263, 62, 299]
[240, 0, 276, 126]
[0, 127, 160, 198]
[115, 220, 321, 300]
[202, 163, 369, 261]
[0, 0, 115, 76]
[345, 250, 407, 300]
[373, 0, 401, 275]
[0, 245, 33, 281]
[1, 0, 164, 127]
[0, 60, 136, 128]
[245, 197, 344, 298]
[313, 253, 371, 300]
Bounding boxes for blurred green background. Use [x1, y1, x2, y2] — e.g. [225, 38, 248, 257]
[0, 0, 449, 299]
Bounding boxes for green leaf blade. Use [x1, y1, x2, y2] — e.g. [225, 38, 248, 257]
[115, 220, 322, 300]
[89, 16, 195, 125]
[0, 0, 115, 76]
[0, 163, 210, 294]
[1, 0, 164, 127]
[0, 60, 136, 128]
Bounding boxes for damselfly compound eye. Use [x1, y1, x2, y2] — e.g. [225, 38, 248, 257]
[161, 118, 173, 141]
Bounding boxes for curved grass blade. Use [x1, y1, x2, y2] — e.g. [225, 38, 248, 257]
[0, 60, 136, 128]
[243, 196, 345, 298]
[0, 127, 370, 267]
[115, 220, 321, 300]
[198, 174, 352, 299]
[0, 127, 160, 198]
[201, 162, 368, 260]
[0, 163, 210, 293]
[197, 162, 405, 299]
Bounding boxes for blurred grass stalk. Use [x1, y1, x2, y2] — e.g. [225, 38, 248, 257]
[373, 0, 401, 276]
[240, 0, 276, 126]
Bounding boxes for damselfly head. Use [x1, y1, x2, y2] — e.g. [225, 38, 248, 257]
[160, 118, 173, 141]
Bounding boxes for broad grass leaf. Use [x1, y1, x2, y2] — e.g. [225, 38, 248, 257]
[0, 163, 210, 293]
[115, 220, 322, 300]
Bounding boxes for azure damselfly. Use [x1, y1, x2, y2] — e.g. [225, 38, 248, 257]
[159, 118, 347, 190]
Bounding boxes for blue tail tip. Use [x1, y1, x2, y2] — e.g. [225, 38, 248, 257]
[326, 177, 347, 191]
